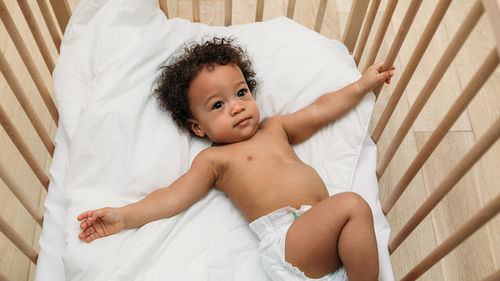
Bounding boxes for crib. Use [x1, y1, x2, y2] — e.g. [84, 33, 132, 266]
[0, 0, 498, 280]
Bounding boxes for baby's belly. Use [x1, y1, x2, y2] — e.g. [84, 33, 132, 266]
[225, 162, 330, 222]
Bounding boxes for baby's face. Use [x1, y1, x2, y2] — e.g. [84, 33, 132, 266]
[187, 63, 260, 144]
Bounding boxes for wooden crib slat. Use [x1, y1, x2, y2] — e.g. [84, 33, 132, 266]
[371, 0, 452, 144]
[482, 0, 500, 57]
[0, 161, 44, 226]
[17, 0, 56, 74]
[0, 215, 38, 265]
[401, 193, 500, 281]
[363, 0, 398, 71]
[382, 48, 499, 215]
[287, 0, 296, 19]
[193, 0, 200, 22]
[389, 115, 500, 254]
[256, 0, 264, 22]
[0, 0, 59, 124]
[159, 0, 169, 19]
[342, 0, 370, 53]
[353, 0, 381, 64]
[0, 272, 13, 281]
[0, 105, 50, 190]
[482, 269, 500, 281]
[48, 0, 71, 34]
[313, 0, 328, 33]
[225, 0, 232, 26]
[0, 43, 55, 156]
[372, 0, 424, 97]
[376, 0, 484, 180]
[36, 0, 62, 54]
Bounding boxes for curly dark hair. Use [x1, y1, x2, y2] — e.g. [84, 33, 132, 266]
[155, 37, 257, 135]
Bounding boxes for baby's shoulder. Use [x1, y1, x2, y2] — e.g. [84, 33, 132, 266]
[260, 116, 288, 136]
[261, 115, 284, 129]
[195, 146, 230, 172]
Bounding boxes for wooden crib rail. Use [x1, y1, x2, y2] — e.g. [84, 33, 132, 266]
[389, 115, 500, 254]
[352, 0, 380, 64]
[483, 269, 500, 281]
[362, 0, 398, 71]
[164, 0, 370, 39]
[402, 193, 500, 280]
[0, 0, 66, 278]
[38, 0, 64, 53]
[382, 48, 499, 215]
[342, 0, 370, 53]
[354, 0, 500, 279]
[371, 0, 423, 97]
[371, 0, 452, 144]
[0, 51, 54, 155]
[0, 216, 38, 265]
[17, 0, 56, 74]
[483, 0, 500, 57]
[48, 0, 71, 34]
[0, 0, 58, 123]
[375, 0, 484, 180]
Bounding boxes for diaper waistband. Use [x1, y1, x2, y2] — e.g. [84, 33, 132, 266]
[249, 205, 311, 240]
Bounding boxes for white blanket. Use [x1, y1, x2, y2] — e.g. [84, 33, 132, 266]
[53, 0, 393, 280]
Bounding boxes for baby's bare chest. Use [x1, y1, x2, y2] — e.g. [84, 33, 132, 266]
[215, 127, 297, 183]
[214, 135, 328, 221]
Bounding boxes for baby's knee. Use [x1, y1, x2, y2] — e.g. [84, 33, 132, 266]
[337, 192, 373, 219]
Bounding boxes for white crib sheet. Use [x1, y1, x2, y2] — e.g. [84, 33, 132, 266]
[35, 0, 394, 280]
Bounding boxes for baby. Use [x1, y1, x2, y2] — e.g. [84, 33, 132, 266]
[77, 37, 394, 281]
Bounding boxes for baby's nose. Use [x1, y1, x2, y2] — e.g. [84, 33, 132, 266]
[230, 102, 245, 115]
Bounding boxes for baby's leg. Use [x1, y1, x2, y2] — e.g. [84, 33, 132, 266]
[285, 192, 378, 281]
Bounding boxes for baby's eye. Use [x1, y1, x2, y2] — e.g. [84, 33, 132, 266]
[237, 89, 247, 97]
[212, 101, 224, 110]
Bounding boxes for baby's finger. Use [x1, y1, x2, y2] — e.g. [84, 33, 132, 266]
[378, 70, 393, 82]
[85, 226, 96, 236]
[77, 210, 94, 221]
[77, 211, 88, 221]
[80, 220, 88, 230]
[375, 61, 385, 72]
[85, 232, 100, 243]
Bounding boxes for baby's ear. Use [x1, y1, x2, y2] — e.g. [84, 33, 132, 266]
[187, 119, 206, 138]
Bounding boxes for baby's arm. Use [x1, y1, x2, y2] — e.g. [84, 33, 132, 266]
[279, 61, 395, 144]
[77, 150, 217, 243]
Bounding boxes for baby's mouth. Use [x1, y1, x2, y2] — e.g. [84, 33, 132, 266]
[235, 117, 250, 127]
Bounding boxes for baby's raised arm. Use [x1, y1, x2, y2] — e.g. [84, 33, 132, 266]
[278, 61, 395, 145]
[77, 150, 217, 243]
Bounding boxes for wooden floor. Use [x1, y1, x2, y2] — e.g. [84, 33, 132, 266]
[0, 0, 498, 280]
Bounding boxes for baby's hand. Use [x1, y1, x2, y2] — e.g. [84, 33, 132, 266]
[357, 61, 395, 93]
[77, 207, 125, 243]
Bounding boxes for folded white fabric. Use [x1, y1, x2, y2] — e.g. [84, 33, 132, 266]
[53, 0, 392, 280]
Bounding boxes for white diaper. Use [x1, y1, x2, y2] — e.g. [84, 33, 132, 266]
[249, 206, 348, 281]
